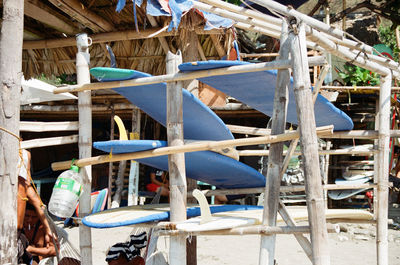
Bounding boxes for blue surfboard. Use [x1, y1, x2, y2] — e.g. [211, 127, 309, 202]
[90, 67, 233, 141]
[94, 140, 266, 189]
[82, 204, 263, 228]
[178, 60, 353, 131]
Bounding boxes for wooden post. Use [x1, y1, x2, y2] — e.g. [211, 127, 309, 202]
[128, 109, 141, 206]
[108, 108, 115, 209]
[182, 28, 199, 265]
[166, 51, 187, 265]
[0, 0, 24, 263]
[259, 20, 290, 265]
[76, 33, 93, 265]
[377, 73, 391, 265]
[289, 21, 330, 265]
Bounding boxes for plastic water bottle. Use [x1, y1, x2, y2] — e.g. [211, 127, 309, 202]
[49, 164, 83, 218]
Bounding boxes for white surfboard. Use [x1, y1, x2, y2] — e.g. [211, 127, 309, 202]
[176, 207, 373, 232]
[342, 170, 374, 181]
[335, 176, 371, 186]
[328, 188, 371, 200]
[176, 214, 259, 232]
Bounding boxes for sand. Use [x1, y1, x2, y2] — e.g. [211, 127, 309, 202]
[61, 222, 400, 265]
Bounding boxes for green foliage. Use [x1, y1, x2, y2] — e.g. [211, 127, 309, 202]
[36, 73, 76, 85]
[378, 25, 400, 62]
[225, 0, 241, 6]
[338, 64, 380, 86]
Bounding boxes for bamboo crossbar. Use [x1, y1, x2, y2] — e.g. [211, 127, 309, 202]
[226, 125, 400, 139]
[51, 125, 333, 170]
[53, 56, 326, 94]
[238, 148, 377, 156]
[321, 86, 400, 92]
[198, 183, 377, 197]
[156, 224, 340, 236]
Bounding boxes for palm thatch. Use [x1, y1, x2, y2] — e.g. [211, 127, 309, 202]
[18, 0, 233, 78]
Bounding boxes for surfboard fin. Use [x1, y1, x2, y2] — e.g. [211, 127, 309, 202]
[192, 189, 212, 224]
[114, 115, 128, 140]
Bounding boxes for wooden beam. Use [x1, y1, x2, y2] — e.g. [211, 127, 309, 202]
[24, 0, 78, 35]
[47, 0, 114, 32]
[20, 135, 78, 149]
[20, 121, 79, 132]
[54, 56, 326, 94]
[166, 51, 187, 265]
[23, 28, 225, 50]
[76, 34, 93, 264]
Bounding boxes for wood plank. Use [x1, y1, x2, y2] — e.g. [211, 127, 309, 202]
[21, 135, 78, 149]
[20, 121, 79, 132]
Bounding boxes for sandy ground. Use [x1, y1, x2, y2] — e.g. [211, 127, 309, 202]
[61, 221, 400, 265]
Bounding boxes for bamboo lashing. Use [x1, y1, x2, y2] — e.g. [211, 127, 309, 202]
[51, 125, 333, 171]
[53, 56, 326, 94]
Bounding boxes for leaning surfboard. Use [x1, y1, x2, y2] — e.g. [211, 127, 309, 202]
[90, 67, 266, 188]
[178, 60, 354, 131]
[90, 67, 233, 141]
[94, 140, 266, 189]
[82, 204, 262, 228]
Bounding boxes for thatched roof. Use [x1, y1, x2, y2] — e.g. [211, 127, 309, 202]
[17, 0, 234, 79]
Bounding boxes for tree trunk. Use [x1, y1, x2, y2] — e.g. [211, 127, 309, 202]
[0, 0, 24, 263]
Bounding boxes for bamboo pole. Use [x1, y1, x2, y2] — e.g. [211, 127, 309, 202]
[51, 125, 333, 171]
[166, 51, 187, 265]
[307, 29, 393, 78]
[0, 0, 24, 262]
[198, 0, 400, 78]
[157, 224, 339, 236]
[76, 33, 93, 265]
[290, 22, 330, 265]
[259, 20, 290, 265]
[20, 135, 78, 149]
[53, 56, 326, 94]
[376, 73, 391, 265]
[20, 103, 135, 112]
[107, 108, 115, 209]
[128, 109, 141, 206]
[321, 85, 400, 91]
[226, 125, 400, 139]
[19, 121, 79, 132]
[278, 201, 312, 261]
[198, 183, 377, 197]
[238, 147, 377, 156]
